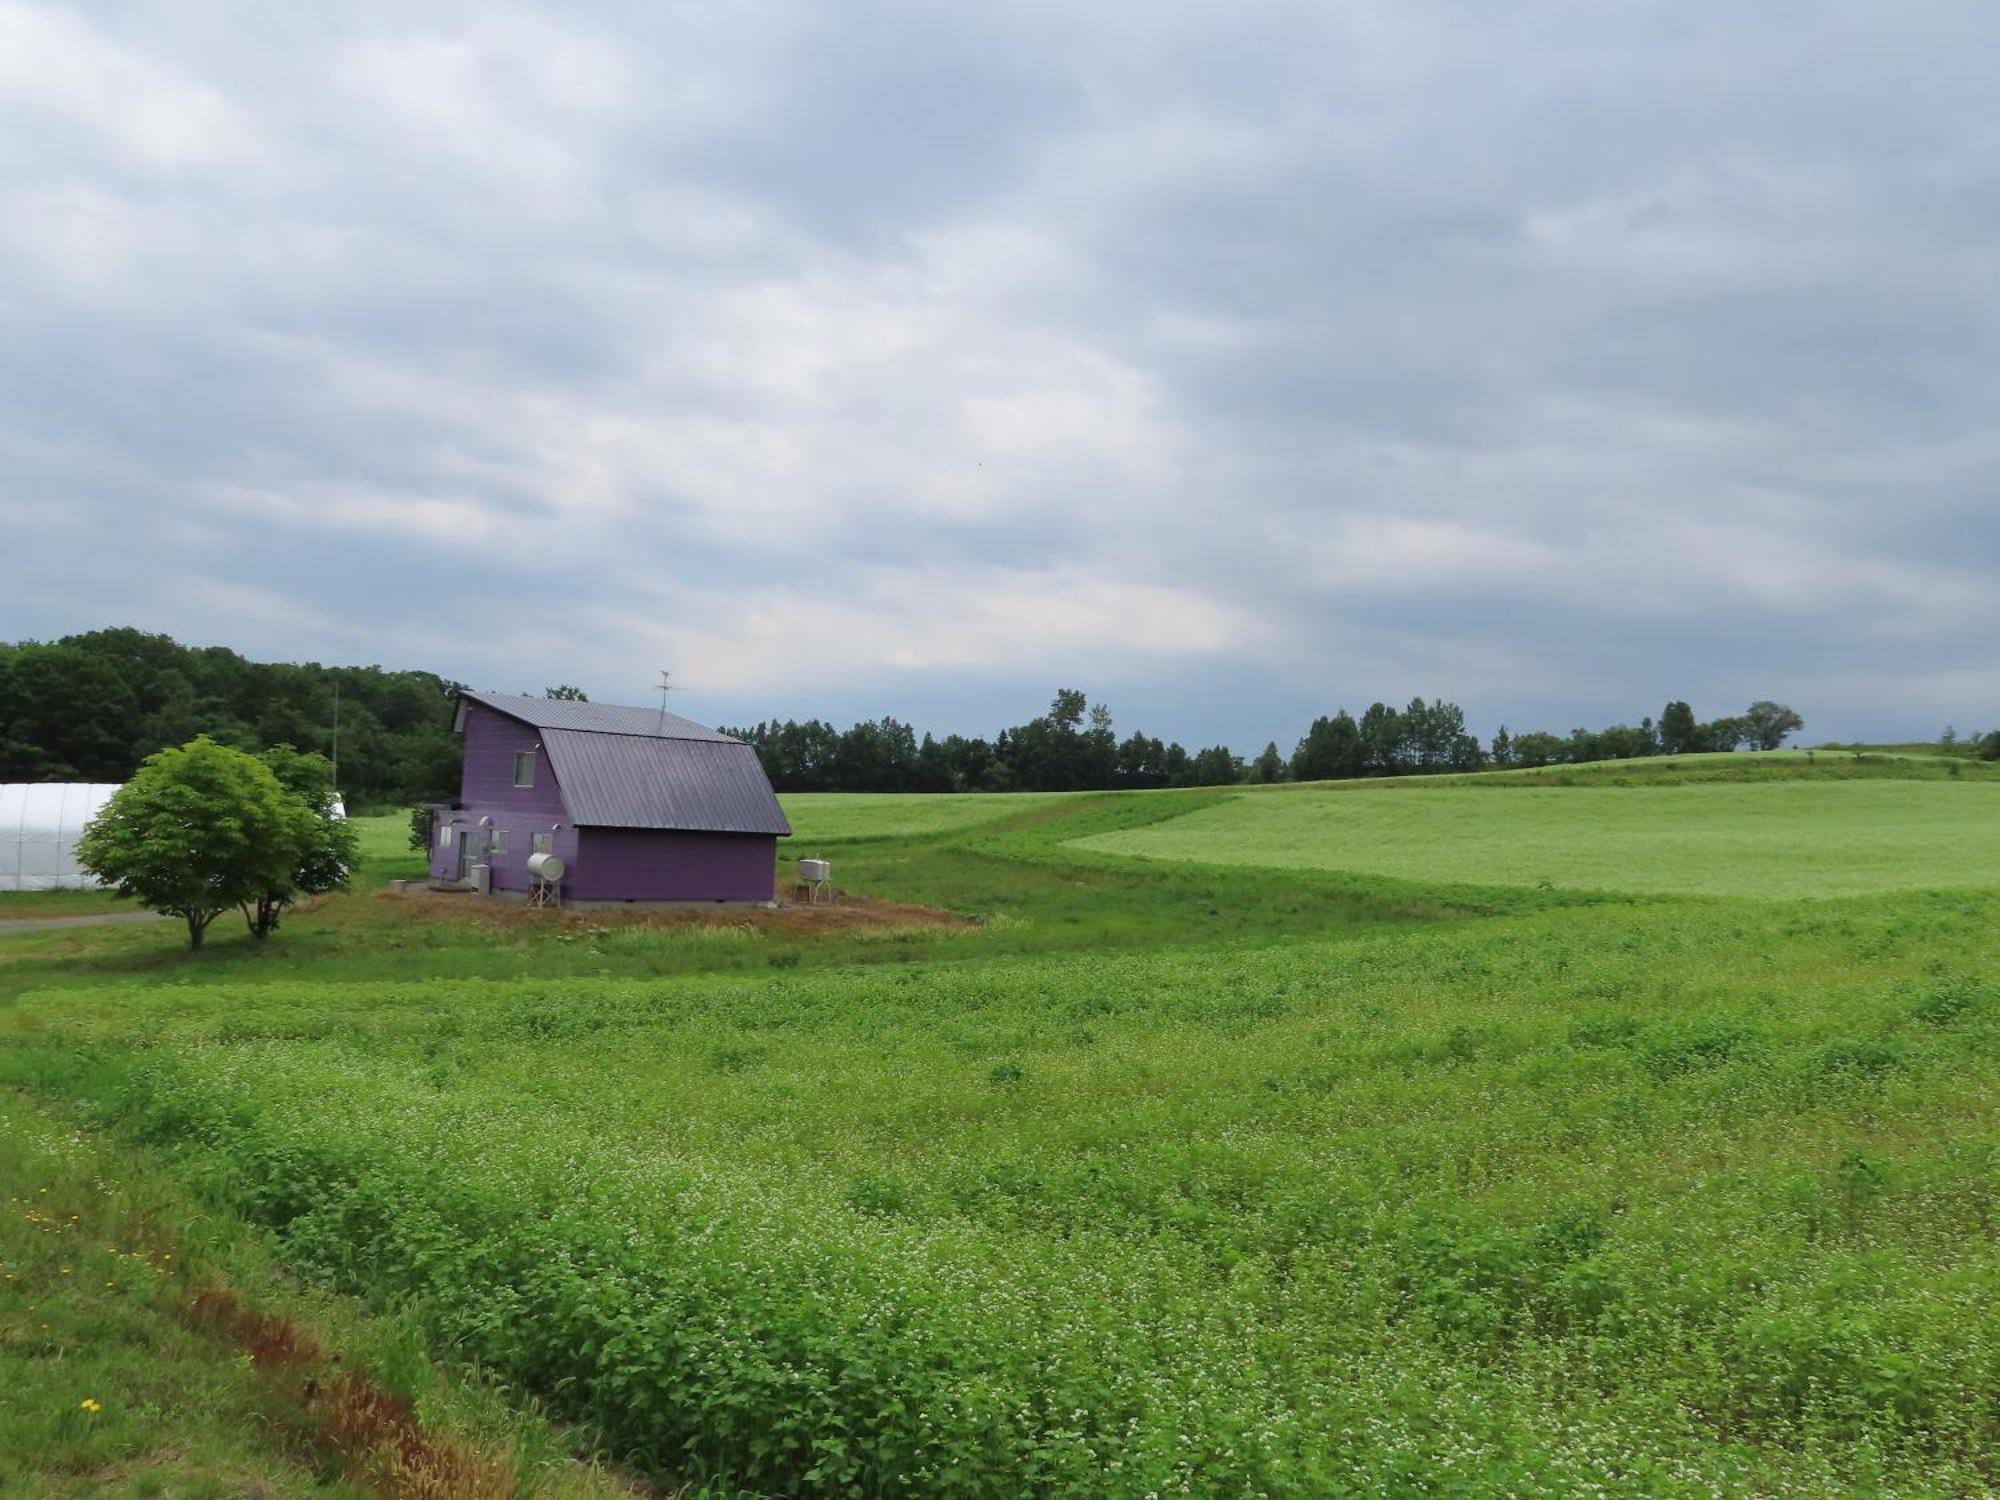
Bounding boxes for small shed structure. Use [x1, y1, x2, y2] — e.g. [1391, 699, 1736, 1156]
[0, 783, 120, 891]
[427, 690, 790, 903]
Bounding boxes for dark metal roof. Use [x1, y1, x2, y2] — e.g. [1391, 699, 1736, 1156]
[458, 689, 740, 742]
[541, 730, 791, 835]
[457, 690, 787, 836]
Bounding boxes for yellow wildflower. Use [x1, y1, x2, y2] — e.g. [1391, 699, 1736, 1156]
[79, 1398, 102, 1414]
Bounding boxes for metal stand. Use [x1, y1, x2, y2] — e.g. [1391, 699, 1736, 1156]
[528, 875, 563, 909]
[793, 875, 833, 905]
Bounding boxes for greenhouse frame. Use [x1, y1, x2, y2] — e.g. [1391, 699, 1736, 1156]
[0, 783, 120, 891]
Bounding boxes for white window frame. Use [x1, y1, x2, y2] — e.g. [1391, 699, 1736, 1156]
[490, 828, 508, 855]
[513, 750, 536, 788]
[438, 823, 454, 849]
[531, 832, 553, 856]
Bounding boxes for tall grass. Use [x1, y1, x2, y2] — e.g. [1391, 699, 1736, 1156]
[10, 882, 2000, 1493]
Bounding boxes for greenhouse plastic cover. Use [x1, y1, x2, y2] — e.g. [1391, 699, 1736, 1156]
[0, 784, 121, 891]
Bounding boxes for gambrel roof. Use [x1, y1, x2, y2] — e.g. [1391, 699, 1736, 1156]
[457, 690, 791, 836]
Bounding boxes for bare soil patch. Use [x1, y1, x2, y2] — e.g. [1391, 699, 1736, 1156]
[376, 885, 972, 937]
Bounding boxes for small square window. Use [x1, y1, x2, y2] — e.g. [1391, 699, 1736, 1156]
[490, 829, 508, 855]
[438, 823, 453, 848]
[513, 751, 535, 788]
[532, 832, 553, 856]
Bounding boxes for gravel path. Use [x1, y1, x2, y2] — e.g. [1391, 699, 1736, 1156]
[0, 911, 170, 935]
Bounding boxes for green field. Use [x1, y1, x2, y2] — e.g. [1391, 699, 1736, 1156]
[1081, 780, 2000, 897]
[8, 764, 2000, 1494]
[780, 789, 1078, 845]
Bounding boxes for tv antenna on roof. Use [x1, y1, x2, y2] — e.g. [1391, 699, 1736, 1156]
[655, 669, 679, 733]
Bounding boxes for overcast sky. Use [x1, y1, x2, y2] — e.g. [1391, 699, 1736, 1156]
[3, 2, 1996, 748]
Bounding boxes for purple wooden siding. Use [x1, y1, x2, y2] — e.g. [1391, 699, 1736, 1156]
[430, 703, 579, 892]
[571, 828, 777, 902]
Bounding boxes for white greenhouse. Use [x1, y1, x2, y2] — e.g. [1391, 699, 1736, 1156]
[0, 783, 121, 891]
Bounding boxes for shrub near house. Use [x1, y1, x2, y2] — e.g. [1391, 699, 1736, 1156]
[76, 737, 355, 947]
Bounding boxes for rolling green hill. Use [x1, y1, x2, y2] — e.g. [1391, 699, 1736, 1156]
[8, 754, 2000, 1495]
[1079, 779, 2000, 898]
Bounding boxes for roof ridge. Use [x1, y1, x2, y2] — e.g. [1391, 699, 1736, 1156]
[459, 688, 737, 743]
[544, 724, 744, 746]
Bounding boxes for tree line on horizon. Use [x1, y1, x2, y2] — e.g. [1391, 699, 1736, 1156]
[5, 628, 1993, 802]
[727, 693, 1830, 794]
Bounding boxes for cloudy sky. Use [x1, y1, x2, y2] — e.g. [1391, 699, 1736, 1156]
[3, 2, 1996, 748]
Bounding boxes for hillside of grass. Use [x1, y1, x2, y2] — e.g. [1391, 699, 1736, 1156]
[780, 790, 1081, 845]
[1267, 746, 2000, 793]
[8, 767, 2000, 1493]
[1080, 779, 2000, 898]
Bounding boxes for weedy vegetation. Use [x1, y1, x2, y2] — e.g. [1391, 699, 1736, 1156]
[6, 754, 2000, 1494]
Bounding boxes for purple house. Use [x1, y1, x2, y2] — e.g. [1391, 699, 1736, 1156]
[427, 690, 790, 903]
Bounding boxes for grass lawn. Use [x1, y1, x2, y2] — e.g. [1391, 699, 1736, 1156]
[347, 810, 428, 883]
[7, 761, 2000, 1493]
[1079, 779, 2000, 898]
[0, 889, 122, 919]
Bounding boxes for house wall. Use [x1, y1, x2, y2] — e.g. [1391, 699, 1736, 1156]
[429, 703, 578, 891]
[571, 828, 778, 903]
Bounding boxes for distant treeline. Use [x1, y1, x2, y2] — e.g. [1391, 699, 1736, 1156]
[9, 628, 1988, 803]
[0, 629, 463, 806]
[727, 694, 1832, 794]
[726, 690, 1248, 793]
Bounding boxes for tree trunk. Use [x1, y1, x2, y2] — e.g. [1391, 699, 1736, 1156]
[186, 911, 207, 950]
[247, 894, 283, 939]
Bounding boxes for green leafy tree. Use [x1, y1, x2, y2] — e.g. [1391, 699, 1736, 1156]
[1658, 701, 1699, 755]
[251, 745, 359, 939]
[1251, 741, 1285, 784]
[1083, 704, 1120, 789]
[1698, 715, 1749, 752]
[1116, 732, 1170, 787]
[1189, 745, 1242, 785]
[544, 684, 589, 701]
[1047, 688, 1088, 735]
[75, 737, 300, 949]
[1357, 702, 1404, 776]
[1510, 731, 1567, 768]
[1290, 711, 1364, 782]
[1742, 700, 1804, 751]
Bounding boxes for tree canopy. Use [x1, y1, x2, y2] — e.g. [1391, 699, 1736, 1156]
[75, 737, 355, 947]
[1743, 701, 1805, 751]
[0, 627, 461, 806]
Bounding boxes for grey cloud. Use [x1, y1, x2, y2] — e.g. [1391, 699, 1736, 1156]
[2, 1, 1998, 748]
